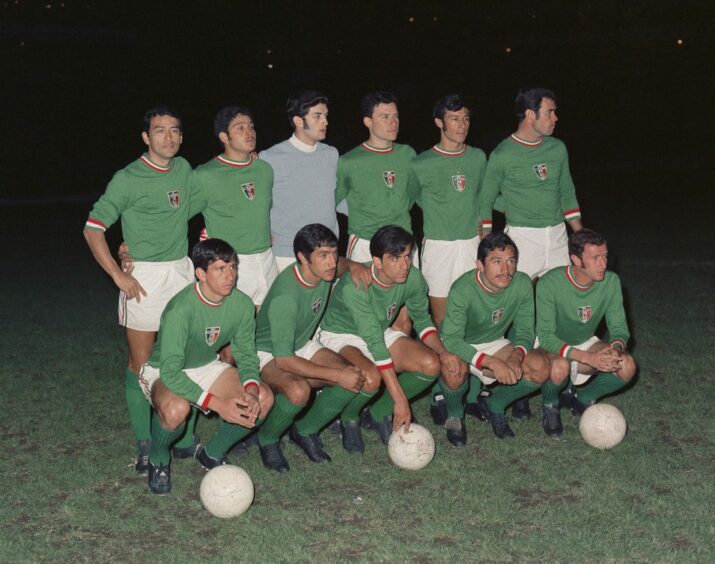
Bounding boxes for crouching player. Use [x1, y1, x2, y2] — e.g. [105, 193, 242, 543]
[317, 225, 466, 450]
[255, 224, 371, 472]
[536, 229, 636, 436]
[440, 232, 558, 441]
[139, 239, 273, 494]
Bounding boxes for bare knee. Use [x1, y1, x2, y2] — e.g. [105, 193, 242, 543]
[524, 351, 550, 385]
[441, 366, 467, 390]
[258, 383, 274, 414]
[420, 351, 442, 377]
[549, 356, 570, 385]
[156, 398, 190, 431]
[282, 377, 311, 405]
[362, 367, 382, 393]
[618, 353, 637, 381]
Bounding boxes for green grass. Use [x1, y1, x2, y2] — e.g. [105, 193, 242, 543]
[1, 173, 713, 562]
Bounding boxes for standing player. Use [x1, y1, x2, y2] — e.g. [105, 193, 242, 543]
[536, 229, 636, 437]
[317, 226, 466, 450]
[255, 224, 374, 472]
[83, 107, 195, 474]
[192, 106, 277, 307]
[260, 91, 340, 272]
[139, 239, 273, 494]
[440, 232, 557, 442]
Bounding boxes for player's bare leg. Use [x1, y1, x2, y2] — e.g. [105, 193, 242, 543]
[391, 305, 413, 335]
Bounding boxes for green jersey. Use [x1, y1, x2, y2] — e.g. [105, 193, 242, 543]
[335, 143, 416, 239]
[255, 264, 331, 357]
[147, 282, 260, 405]
[320, 264, 437, 370]
[441, 270, 534, 369]
[410, 145, 487, 240]
[479, 135, 581, 230]
[192, 155, 274, 255]
[536, 266, 630, 359]
[85, 155, 193, 262]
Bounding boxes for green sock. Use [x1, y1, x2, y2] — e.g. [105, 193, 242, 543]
[370, 371, 437, 420]
[442, 379, 468, 418]
[341, 389, 377, 422]
[487, 378, 541, 414]
[577, 372, 628, 404]
[149, 412, 186, 465]
[542, 379, 568, 406]
[295, 386, 357, 436]
[126, 369, 151, 441]
[173, 407, 198, 448]
[430, 379, 443, 396]
[466, 374, 482, 404]
[258, 394, 305, 446]
[206, 417, 264, 459]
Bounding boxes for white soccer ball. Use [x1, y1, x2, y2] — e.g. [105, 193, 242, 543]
[387, 423, 435, 470]
[579, 403, 627, 449]
[200, 465, 254, 518]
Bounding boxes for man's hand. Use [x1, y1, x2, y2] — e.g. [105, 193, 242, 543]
[112, 270, 147, 302]
[335, 366, 365, 393]
[347, 260, 372, 291]
[587, 347, 622, 373]
[213, 394, 259, 428]
[118, 241, 134, 272]
[485, 357, 519, 385]
[393, 398, 412, 432]
[439, 351, 466, 378]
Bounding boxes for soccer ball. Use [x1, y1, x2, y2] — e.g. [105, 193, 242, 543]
[387, 424, 435, 470]
[199, 465, 254, 518]
[579, 404, 627, 449]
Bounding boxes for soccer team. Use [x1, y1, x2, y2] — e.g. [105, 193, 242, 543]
[84, 88, 637, 495]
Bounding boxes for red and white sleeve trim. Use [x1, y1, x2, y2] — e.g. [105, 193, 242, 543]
[514, 346, 527, 362]
[376, 358, 394, 371]
[85, 218, 107, 232]
[559, 343, 573, 359]
[199, 227, 209, 241]
[198, 391, 213, 410]
[419, 327, 437, 342]
[610, 338, 626, 351]
[563, 208, 581, 221]
[481, 219, 493, 230]
[473, 352, 487, 370]
[243, 379, 260, 393]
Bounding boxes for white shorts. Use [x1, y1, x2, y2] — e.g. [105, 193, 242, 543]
[346, 234, 420, 267]
[119, 257, 195, 332]
[257, 338, 325, 371]
[468, 338, 512, 385]
[316, 327, 407, 363]
[568, 336, 601, 385]
[138, 358, 231, 404]
[274, 255, 295, 273]
[505, 223, 569, 280]
[421, 236, 479, 298]
[237, 248, 278, 306]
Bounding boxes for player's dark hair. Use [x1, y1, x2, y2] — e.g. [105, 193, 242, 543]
[515, 87, 556, 122]
[433, 93, 469, 121]
[569, 229, 607, 260]
[143, 106, 182, 133]
[191, 239, 237, 272]
[477, 232, 519, 263]
[361, 91, 398, 119]
[293, 223, 338, 261]
[370, 225, 414, 259]
[213, 106, 254, 142]
[287, 90, 328, 128]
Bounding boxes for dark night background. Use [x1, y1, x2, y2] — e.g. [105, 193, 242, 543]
[1, 0, 712, 202]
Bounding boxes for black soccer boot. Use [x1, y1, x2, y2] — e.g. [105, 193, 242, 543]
[542, 404, 564, 438]
[360, 409, 393, 445]
[511, 397, 532, 421]
[259, 442, 290, 473]
[289, 425, 331, 463]
[148, 461, 171, 495]
[445, 417, 467, 447]
[488, 411, 516, 439]
[171, 434, 201, 460]
[341, 419, 365, 454]
[196, 446, 230, 470]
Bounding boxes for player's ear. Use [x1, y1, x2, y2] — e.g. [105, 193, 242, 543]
[570, 254, 582, 268]
[218, 131, 229, 146]
[525, 108, 537, 122]
[291, 115, 303, 130]
[434, 117, 444, 130]
[362, 116, 372, 130]
[195, 267, 207, 282]
[372, 256, 382, 270]
[476, 259, 485, 272]
[296, 251, 308, 265]
[141, 131, 150, 146]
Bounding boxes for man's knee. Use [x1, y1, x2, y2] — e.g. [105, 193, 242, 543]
[419, 351, 442, 378]
[441, 367, 467, 390]
[549, 356, 570, 385]
[281, 377, 311, 405]
[618, 353, 637, 381]
[155, 396, 190, 431]
[362, 366, 382, 393]
[258, 383, 274, 413]
[524, 351, 550, 385]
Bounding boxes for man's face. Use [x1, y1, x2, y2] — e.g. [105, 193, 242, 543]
[436, 107, 470, 146]
[198, 258, 238, 299]
[572, 243, 608, 283]
[221, 114, 256, 155]
[375, 246, 412, 285]
[364, 103, 399, 144]
[477, 246, 517, 290]
[532, 97, 558, 137]
[303, 245, 338, 282]
[142, 115, 182, 162]
[296, 103, 329, 144]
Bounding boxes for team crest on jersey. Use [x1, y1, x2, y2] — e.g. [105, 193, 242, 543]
[577, 306, 592, 324]
[451, 175, 467, 192]
[491, 308, 504, 324]
[205, 326, 221, 346]
[386, 303, 397, 321]
[311, 297, 322, 315]
[382, 171, 396, 189]
[167, 190, 180, 208]
[533, 163, 548, 181]
[241, 182, 256, 200]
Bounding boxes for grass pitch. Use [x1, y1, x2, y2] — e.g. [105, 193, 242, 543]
[1, 173, 713, 562]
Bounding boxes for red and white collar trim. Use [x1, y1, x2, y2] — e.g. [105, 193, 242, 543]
[565, 266, 591, 290]
[371, 264, 394, 289]
[194, 282, 223, 306]
[476, 272, 499, 295]
[293, 264, 319, 288]
[361, 142, 393, 154]
[140, 155, 170, 172]
[216, 154, 253, 168]
[510, 134, 543, 147]
[432, 145, 466, 156]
